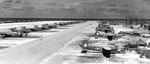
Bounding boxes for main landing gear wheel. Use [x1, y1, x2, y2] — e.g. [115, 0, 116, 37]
[95, 36, 99, 39]
[81, 50, 87, 53]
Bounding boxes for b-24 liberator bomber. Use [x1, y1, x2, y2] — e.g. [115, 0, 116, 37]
[79, 40, 120, 58]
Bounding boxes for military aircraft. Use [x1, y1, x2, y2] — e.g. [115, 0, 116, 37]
[69, 21, 75, 24]
[79, 40, 120, 58]
[118, 31, 141, 37]
[10, 26, 31, 36]
[58, 22, 69, 26]
[0, 31, 29, 39]
[41, 24, 50, 30]
[0, 26, 34, 39]
[94, 31, 122, 41]
[48, 24, 58, 28]
[66, 22, 73, 25]
[28, 25, 43, 32]
[95, 24, 114, 34]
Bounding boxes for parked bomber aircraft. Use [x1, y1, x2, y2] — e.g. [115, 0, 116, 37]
[11, 25, 46, 33]
[0, 31, 28, 39]
[10, 26, 31, 36]
[79, 40, 120, 58]
[28, 25, 43, 32]
[94, 31, 122, 41]
[48, 24, 58, 28]
[58, 22, 69, 26]
[0, 25, 43, 39]
[96, 24, 114, 33]
[118, 31, 141, 37]
[42, 24, 50, 30]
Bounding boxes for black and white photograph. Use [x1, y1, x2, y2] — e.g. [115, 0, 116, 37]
[0, 0, 150, 64]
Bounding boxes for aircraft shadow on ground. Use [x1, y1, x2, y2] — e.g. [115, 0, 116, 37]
[3, 36, 42, 39]
[55, 27, 69, 29]
[63, 25, 74, 27]
[84, 33, 95, 37]
[36, 30, 59, 33]
[0, 46, 9, 50]
[21, 36, 41, 38]
[77, 55, 103, 63]
[78, 55, 102, 59]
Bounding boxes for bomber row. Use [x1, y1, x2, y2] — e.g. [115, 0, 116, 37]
[0, 21, 86, 39]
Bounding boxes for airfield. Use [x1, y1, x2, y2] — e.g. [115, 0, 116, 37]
[0, 21, 91, 64]
[1, 0, 150, 63]
[0, 21, 150, 64]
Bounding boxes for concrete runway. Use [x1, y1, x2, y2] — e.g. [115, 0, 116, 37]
[0, 21, 93, 64]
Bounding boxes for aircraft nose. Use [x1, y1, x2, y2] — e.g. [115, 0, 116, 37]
[83, 43, 88, 47]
